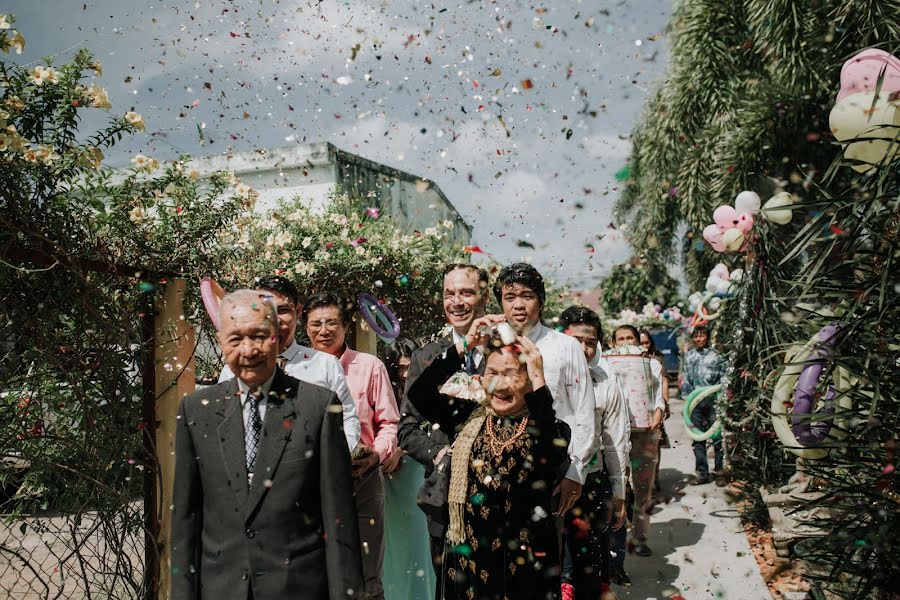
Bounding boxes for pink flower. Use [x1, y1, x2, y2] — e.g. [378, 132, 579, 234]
[351, 236, 367, 247]
[365, 207, 380, 219]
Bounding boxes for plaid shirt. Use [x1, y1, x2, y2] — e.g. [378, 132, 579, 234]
[681, 346, 725, 396]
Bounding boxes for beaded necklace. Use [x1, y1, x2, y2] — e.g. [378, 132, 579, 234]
[484, 414, 529, 457]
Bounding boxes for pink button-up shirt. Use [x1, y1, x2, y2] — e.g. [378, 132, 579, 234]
[339, 348, 400, 463]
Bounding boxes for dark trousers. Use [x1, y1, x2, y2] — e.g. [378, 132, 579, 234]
[560, 470, 611, 598]
[430, 534, 444, 600]
[690, 399, 723, 477]
[608, 483, 634, 572]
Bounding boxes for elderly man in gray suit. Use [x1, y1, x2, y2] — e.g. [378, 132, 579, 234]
[171, 289, 363, 600]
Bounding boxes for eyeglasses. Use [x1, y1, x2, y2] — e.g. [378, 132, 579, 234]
[307, 320, 342, 332]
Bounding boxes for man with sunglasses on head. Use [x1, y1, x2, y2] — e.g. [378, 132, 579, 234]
[219, 275, 360, 451]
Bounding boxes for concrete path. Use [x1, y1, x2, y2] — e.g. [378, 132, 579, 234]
[614, 394, 770, 600]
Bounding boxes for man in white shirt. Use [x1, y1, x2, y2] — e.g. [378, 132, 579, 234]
[218, 276, 360, 450]
[492, 263, 600, 599]
[560, 306, 630, 596]
[609, 324, 665, 565]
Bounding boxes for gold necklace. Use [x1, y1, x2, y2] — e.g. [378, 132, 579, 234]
[485, 415, 529, 457]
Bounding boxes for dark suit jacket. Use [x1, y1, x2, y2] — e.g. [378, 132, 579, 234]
[170, 368, 363, 600]
[397, 334, 485, 538]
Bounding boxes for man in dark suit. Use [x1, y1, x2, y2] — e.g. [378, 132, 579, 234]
[171, 289, 363, 600]
[397, 263, 489, 576]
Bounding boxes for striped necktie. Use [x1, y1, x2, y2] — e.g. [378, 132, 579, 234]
[245, 391, 263, 483]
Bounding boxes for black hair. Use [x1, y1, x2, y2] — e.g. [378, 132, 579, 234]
[692, 325, 710, 335]
[383, 337, 419, 393]
[558, 306, 604, 347]
[255, 275, 300, 306]
[492, 262, 546, 307]
[638, 328, 662, 358]
[443, 263, 490, 291]
[301, 292, 353, 326]
[612, 324, 640, 345]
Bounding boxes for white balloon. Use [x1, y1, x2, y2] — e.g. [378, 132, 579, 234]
[734, 190, 761, 215]
[729, 268, 744, 284]
[762, 192, 794, 225]
[722, 228, 745, 251]
[829, 91, 900, 172]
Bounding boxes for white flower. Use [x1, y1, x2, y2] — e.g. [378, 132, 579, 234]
[266, 230, 293, 248]
[354, 245, 367, 255]
[124, 111, 145, 131]
[4, 95, 24, 111]
[301, 236, 312, 248]
[293, 261, 315, 276]
[131, 153, 159, 172]
[86, 85, 111, 109]
[225, 171, 239, 186]
[424, 226, 439, 237]
[29, 66, 59, 86]
[332, 214, 348, 226]
[7, 30, 24, 54]
[441, 219, 455, 229]
[235, 182, 257, 199]
[128, 205, 145, 223]
[0, 15, 10, 30]
[24, 144, 59, 165]
[187, 168, 200, 180]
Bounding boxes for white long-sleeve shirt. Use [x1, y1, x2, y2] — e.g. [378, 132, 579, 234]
[527, 323, 598, 485]
[219, 341, 361, 450]
[588, 356, 631, 499]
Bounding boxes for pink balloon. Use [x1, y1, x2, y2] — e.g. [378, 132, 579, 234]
[713, 205, 740, 230]
[702, 224, 726, 252]
[837, 48, 900, 102]
[736, 212, 754, 233]
[200, 277, 226, 329]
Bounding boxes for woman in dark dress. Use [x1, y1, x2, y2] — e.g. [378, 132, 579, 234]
[408, 320, 570, 600]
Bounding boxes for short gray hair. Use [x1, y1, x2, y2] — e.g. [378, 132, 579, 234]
[218, 288, 278, 333]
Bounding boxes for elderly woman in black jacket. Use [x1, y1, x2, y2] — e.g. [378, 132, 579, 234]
[408, 325, 570, 600]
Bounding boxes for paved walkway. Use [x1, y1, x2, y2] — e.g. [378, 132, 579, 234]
[615, 394, 770, 600]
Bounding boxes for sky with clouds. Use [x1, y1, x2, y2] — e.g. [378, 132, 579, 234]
[7, 0, 673, 288]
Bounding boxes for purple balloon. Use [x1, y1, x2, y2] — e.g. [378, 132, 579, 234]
[792, 324, 845, 446]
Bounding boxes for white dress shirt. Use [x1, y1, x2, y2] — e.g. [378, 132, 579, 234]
[526, 322, 599, 485]
[236, 373, 274, 431]
[450, 329, 483, 369]
[220, 341, 361, 450]
[588, 356, 631, 499]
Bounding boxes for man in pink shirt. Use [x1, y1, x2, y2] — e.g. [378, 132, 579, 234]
[303, 292, 400, 600]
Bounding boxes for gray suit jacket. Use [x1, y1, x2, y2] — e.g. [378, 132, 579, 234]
[398, 334, 485, 538]
[170, 368, 363, 600]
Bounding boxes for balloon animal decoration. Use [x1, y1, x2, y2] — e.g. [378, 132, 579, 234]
[829, 48, 900, 173]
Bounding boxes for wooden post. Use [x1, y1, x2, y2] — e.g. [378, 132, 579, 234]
[355, 317, 378, 356]
[154, 279, 196, 600]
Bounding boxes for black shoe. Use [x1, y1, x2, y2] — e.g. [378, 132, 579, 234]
[611, 569, 632, 586]
[690, 475, 710, 486]
[714, 476, 727, 487]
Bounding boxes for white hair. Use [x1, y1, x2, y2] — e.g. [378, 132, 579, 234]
[218, 288, 278, 332]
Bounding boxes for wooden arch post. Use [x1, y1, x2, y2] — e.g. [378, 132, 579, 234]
[154, 279, 196, 599]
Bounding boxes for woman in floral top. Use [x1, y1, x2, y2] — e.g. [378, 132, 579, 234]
[407, 323, 570, 600]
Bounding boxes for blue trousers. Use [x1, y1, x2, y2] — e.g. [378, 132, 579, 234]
[690, 398, 723, 477]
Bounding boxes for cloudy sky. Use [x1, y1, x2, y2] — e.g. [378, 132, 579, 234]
[8, 0, 672, 288]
